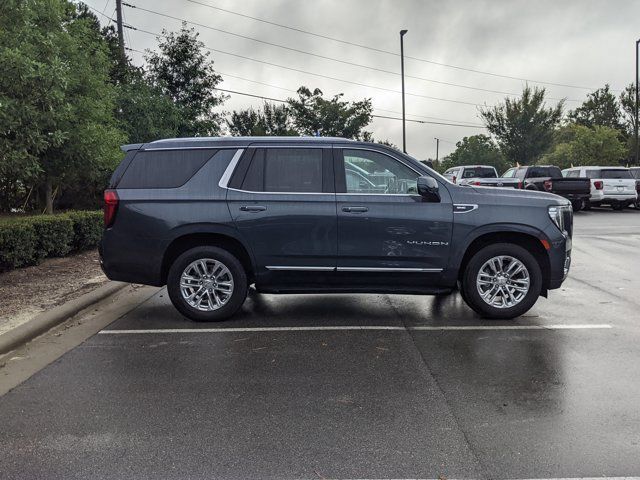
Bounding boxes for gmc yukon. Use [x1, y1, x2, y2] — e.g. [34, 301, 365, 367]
[100, 137, 573, 321]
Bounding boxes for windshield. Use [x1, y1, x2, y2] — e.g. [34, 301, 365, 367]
[600, 169, 632, 179]
[462, 167, 496, 178]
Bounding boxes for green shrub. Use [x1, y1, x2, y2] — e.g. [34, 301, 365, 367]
[0, 220, 37, 270]
[0, 210, 102, 272]
[66, 210, 103, 251]
[29, 215, 74, 257]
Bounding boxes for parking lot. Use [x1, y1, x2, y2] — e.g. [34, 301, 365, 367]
[1, 208, 639, 479]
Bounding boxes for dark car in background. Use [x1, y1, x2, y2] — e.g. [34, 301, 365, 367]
[502, 165, 591, 211]
[100, 137, 573, 322]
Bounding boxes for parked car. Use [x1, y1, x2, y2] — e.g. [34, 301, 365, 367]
[443, 165, 520, 188]
[562, 166, 638, 210]
[629, 167, 640, 208]
[502, 165, 591, 211]
[100, 137, 573, 321]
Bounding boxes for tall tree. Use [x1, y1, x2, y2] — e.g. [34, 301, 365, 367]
[568, 84, 623, 131]
[542, 124, 626, 170]
[287, 87, 373, 139]
[146, 23, 226, 137]
[619, 83, 638, 162]
[227, 103, 297, 136]
[480, 85, 564, 165]
[439, 135, 508, 173]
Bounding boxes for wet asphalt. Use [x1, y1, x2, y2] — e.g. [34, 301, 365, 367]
[1, 208, 639, 479]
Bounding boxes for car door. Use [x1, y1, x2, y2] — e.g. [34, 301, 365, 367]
[334, 147, 453, 282]
[226, 146, 337, 278]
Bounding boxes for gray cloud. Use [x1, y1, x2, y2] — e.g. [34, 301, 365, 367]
[100, 0, 638, 159]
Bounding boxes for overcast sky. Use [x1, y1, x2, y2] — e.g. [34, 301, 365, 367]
[87, 0, 639, 159]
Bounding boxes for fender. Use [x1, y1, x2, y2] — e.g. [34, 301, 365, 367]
[162, 222, 257, 272]
[447, 222, 549, 274]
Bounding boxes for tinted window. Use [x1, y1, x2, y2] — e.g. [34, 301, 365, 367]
[527, 166, 562, 178]
[241, 148, 323, 192]
[585, 169, 601, 179]
[600, 169, 632, 179]
[117, 149, 216, 189]
[462, 167, 496, 178]
[343, 149, 419, 194]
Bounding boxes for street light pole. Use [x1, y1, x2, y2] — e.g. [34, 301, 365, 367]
[400, 29, 408, 153]
[434, 137, 440, 162]
[634, 40, 640, 165]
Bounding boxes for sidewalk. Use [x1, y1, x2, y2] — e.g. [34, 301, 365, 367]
[0, 250, 107, 336]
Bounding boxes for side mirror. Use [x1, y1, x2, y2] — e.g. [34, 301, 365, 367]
[417, 176, 440, 202]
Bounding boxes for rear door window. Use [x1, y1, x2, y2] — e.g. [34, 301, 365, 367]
[117, 149, 217, 189]
[240, 148, 324, 193]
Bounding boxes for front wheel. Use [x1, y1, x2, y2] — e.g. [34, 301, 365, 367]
[461, 243, 542, 319]
[167, 246, 248, 322]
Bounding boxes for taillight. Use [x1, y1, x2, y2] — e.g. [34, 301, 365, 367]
[471, 181, 481, 186]
[104, 189, 119, 228]
[452, 176, 457, 184]
[593, 180, 603, 190]
[543, 179, 553, 191]
[517, 180, 523, 189]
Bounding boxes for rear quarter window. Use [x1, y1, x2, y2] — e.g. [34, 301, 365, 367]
[117, 149, 217, 189]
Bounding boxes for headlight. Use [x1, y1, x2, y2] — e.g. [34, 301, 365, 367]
[548, 205, 571, 233]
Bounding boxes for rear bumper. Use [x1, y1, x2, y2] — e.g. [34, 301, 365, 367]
[99, 230, 165, 286]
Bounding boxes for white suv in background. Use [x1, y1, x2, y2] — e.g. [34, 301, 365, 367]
[562, 166, 637, 210]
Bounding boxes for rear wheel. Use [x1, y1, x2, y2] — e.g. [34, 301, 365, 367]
[571, 200, 582, 212]
[612, 203, 624, 210]
[167, 246, 248, 322]
[461, 243, 542, 319]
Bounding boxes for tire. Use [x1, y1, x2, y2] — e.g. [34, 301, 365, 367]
[571, 200, 582, 212]
[461, 243, 543, 320]
[612, 203, 624, 211]
[582, 200, 591, 211]
[167, 246, 248, 322]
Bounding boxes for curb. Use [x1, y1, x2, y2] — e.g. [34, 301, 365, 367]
[0, 281, 128, 356]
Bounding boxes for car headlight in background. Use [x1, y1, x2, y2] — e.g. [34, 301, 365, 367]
[548, 205, 572, 234]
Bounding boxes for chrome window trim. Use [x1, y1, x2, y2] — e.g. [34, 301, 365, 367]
[453, 204, 479, 214]
[228, 187, 333, 195]
[217, 149, 244, 189]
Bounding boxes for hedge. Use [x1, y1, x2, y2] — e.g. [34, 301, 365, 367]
[0, 211, 103, 272]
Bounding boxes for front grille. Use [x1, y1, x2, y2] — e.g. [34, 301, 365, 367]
[563, 206, 573, 237]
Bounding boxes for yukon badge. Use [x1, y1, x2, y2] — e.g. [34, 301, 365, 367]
[407, 240, 449, 246]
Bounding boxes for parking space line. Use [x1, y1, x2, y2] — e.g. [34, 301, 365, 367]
[98, 324, 612, 334]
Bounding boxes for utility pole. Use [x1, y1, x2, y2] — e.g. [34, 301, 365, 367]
[434, 137, 440, 162]
[400, 30, 408, 153]
[116, 0, 126, 65]
[634, 40, 640, 165]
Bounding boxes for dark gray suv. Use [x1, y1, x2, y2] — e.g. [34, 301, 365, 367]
[100, 137, 573, 321]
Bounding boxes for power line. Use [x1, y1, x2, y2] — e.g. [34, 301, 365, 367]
[129, 25, 486, 107]
[122, 2, 574, 102]
[185, 0, 607, 92]
[216, 88, 487, 128]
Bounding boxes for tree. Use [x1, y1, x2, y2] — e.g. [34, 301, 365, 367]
[619, 84, 638, 163]
[541, 124, 626, 170]
[287, 87, 373, 139]
[480, 85, 564, 165]
[146, 23, 226, 137]
[227, 102, 297, 136]
[0, 1, 123, 213]
[439, 135, 509, 173]
[568, 84, 623, 131]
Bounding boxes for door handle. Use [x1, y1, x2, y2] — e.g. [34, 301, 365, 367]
[240, 205, 267, 212]
[342, 206, 368, 213]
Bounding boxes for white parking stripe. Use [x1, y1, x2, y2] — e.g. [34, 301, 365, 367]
[98, 324, 612, 334]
